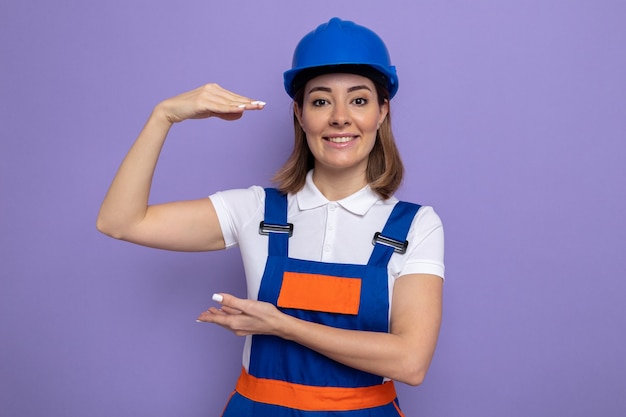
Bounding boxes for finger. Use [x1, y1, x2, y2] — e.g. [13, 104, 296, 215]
[196, 306, 226, 322]
[236, 100, 267, 110]
[180, 86, 255, 119]
[201, 100, 265, 121]
[212, 292, 248, 312]
[191, 110, 244, 122]
[199, 83, 265, 110]
[220, 305, 243, 315]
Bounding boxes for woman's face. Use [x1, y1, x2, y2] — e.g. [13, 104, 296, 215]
[296, 73, 389, 177]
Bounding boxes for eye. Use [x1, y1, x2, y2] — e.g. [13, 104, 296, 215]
[353, 97, 368, 106]
[312, 98, 328, 107]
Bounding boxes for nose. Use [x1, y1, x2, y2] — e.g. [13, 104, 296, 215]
[330, 102, 351, 126]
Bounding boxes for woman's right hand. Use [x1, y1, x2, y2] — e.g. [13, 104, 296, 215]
[156, 83, 266, 124]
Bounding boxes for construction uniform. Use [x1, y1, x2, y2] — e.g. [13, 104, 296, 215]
[210, 173, 444, 416]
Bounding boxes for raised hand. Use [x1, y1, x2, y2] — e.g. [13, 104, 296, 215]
[156, 83, 266, 123]
[97, 83, 265, 250]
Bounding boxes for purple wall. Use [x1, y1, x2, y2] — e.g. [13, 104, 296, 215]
[2, 1, 625, 416]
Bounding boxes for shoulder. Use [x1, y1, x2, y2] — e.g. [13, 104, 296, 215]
[414, 205, 443, 230]
[401, 204, 445, 279]
[405, 204, 444, 246]
[376, 195, 443, 231]
[209, 186, 266, 230]
[210, 185, 266, 209]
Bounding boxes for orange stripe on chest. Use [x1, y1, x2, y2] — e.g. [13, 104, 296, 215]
[277, 272, 362, 315]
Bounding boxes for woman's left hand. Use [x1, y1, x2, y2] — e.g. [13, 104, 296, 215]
[196, 293, 283, 337]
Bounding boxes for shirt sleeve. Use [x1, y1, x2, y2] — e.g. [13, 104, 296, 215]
[399, 206, 445, 280]
[209, 186, 265, 249]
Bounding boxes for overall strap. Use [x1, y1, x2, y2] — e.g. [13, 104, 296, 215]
[368, 201, 421, 267]
[260, 188, 291, 257]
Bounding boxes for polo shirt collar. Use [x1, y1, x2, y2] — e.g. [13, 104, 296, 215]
[296, 170, 381, 216]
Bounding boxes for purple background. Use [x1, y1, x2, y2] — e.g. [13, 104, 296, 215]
[2, 1, 625, 416]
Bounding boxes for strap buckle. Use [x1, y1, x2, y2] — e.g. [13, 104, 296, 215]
[259, 221, 294, 237]
[372, 232, 408, 254]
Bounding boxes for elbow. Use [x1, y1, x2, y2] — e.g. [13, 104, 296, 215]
[96, 206, 147, 242]
[392, 357, 430, 386]
[96, 217, 115, 238]
[401, 368, 427, 387]
[96, 213, 124, 240]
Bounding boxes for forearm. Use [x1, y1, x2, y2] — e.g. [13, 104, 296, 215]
[276, 314, 432, 386]
[202, 277, 442, 385]
[96, 106, 172, 238]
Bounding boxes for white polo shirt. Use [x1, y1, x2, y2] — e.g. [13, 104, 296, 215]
[210, 171, 444, 371]
[209, 171, 445, 304]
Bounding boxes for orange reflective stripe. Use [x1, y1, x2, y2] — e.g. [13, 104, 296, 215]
[393, 400, 406, 417]
[235, 368, 397, 411]
[277, 272, 361, 315]
[220, 390, 236, 417]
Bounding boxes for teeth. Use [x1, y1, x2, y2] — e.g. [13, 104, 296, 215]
[328, 136, 353, 143]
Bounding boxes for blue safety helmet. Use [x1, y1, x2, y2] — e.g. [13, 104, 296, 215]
[283, 17, 399, 99]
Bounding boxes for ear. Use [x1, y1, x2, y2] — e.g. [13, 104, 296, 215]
[378, 99, 389, 128]
[293, 102, 304, 127]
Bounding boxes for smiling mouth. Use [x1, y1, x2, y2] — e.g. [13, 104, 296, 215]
[325, 136, 357, 143]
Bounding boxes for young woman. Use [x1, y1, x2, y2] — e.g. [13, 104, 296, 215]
[97, 17, 444, 417]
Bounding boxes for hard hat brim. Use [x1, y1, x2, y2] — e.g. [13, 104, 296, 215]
[284, 63, 398, 99]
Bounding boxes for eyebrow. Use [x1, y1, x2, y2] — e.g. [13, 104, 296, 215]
[307, 85, 372, 94]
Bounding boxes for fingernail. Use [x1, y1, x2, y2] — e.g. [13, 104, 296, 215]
[212, 293, 223, 303]
[196, 320, 202, 323]
[251, 101, 266, 106]
[237, 104, 246, 108]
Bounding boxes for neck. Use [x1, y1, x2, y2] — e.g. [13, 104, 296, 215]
[312, 167, 368, 201]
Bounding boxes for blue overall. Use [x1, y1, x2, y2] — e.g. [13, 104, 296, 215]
[221, 188, 421, 417]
